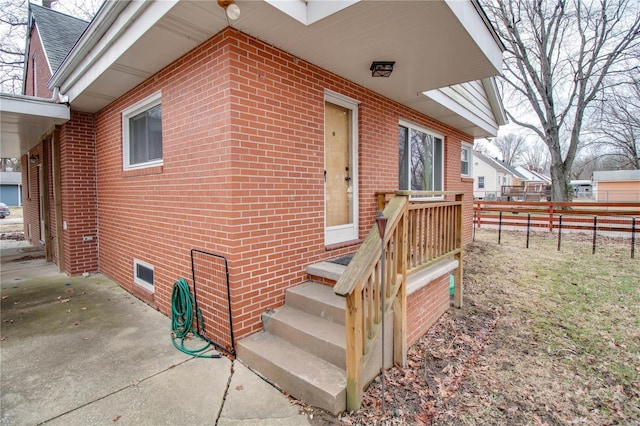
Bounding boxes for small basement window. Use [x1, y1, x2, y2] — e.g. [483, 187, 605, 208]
[133, 259, 154, 292]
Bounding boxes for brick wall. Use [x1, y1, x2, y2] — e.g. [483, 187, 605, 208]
[407, 274, 450, 347]
[94, 28, 476, 341]
[23, 24, 53, 98]
[59, 111, 98, 275]
[21, 146, 44, 246]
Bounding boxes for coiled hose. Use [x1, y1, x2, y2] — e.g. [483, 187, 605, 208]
[171, 278, 219, 358]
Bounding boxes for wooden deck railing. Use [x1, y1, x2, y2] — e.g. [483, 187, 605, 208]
[335, 191, 464, 411]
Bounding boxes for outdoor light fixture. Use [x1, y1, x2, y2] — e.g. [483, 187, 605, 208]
[217, 0, 240, 21]
[370, 61, 395, 77]
[29, 154, 39, 164]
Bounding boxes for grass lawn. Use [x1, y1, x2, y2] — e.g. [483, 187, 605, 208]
[331, 228, 639, 425]
[442, 229, 640, 425]
[0, 206, 24, 234]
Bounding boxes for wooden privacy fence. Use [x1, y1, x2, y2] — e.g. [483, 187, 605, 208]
[335, 191, 463, 411]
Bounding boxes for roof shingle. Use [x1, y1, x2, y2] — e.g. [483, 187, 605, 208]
[29, 4, 89, 74]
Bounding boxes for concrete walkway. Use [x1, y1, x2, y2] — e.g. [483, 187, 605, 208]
[0, 241, 310, 425]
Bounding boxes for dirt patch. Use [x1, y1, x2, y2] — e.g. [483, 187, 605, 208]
[0, 232, 25, 241]
[9, 254, 45, 262]
[300, 229, 640, 425]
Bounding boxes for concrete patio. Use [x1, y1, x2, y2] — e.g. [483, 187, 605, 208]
[0, 241, 309, 425]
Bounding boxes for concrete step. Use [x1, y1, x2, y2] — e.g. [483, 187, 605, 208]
[236, 331, 346, 415]
[306, 261, 346, 283]
[286, 281, 345, 325]
[264, 305, 346, 368]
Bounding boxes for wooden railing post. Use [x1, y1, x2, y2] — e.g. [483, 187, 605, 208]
[453, 193, 464, 308]
[339, 191, 466, 410]
[393, 198, 408, 366]
[345, 287, 363, 411]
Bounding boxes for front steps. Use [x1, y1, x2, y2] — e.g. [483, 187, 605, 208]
[236, 279, 349, 415]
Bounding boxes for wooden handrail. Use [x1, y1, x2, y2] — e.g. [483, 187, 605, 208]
[335, 191, 464, 411]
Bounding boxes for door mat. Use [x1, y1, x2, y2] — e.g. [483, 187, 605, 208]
[328, 254, 353, 266]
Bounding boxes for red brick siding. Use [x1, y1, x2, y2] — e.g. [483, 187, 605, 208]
[94, 28, 476, 341]
[23, 24, 53, 98]
[59, 111, 98, 275]
[21, 146, 44, 247]
[407, 274, 450, 347]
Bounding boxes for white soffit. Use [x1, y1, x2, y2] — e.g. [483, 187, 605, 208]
[264, 0, 360, 25]
[0, 94, 70, 157]
[55, 0, 504, 117]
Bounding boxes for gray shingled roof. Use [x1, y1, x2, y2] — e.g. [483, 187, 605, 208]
[29, 4, 89, 74]
[474, 151, 527, 179]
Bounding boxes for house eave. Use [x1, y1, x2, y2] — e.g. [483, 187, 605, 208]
[0, 94, 70, 158]
[420, 77, 505, 138]
[51, 0, 504, 118]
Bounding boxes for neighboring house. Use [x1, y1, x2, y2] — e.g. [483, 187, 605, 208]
[0, 172, 23, 206]
[570, 179, 593, 200]
[472, 151, 524, 200]
[0, 0, 506, 413]
[515, 165, 552, 201]
[592, 170, 640, 202]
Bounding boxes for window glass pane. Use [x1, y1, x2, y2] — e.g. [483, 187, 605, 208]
[461, 161, 469, 175]
[147, 105, 162, 161]
[461, 147, 469, 175]
[433, 137, 442, 191]
[136, 263, 154, 286]
[398, 126, 408, 190]
[130, 114, 148, 164]
[398, 123, 443, 193]
[128, 104, 162, 166]
[410, 129, 429, 191]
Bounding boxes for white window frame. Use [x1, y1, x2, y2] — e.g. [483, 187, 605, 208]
[478, 176, 485, 189]
[133, 258, 155, 293]
[461, 143, 472, 177]
[122, 91, 163, 170]
[398, 119, 444, 199]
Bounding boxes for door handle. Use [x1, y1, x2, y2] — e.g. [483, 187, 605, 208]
[345, 166, 351, 182]
[324, 170, 327, 182]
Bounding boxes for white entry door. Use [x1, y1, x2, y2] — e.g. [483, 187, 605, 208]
[324, 92, 358, 245]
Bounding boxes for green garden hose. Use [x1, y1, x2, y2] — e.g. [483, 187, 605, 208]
[171, 278, 219, 358]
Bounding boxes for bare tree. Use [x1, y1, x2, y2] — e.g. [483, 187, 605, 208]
[483, 0, 640, 201]
[0, 158, 21, 171]
[473, 138, 493, 156]
[492, 133, 526, 166]
[520, 138, 551, 173]
[0, 0, 101, 94]
[594, 79, 640, 169]
[0, 0, 27, 93]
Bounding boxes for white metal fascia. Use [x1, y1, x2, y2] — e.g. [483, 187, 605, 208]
[482, 77, 507, 126]
[50, 1, 179, 102]
[48, 0, 129, 91]
[445, 0, 503, 75]
[21, 20, 32, 94]
[22, 11, 54, 93]
[0, 94, 69, 119]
